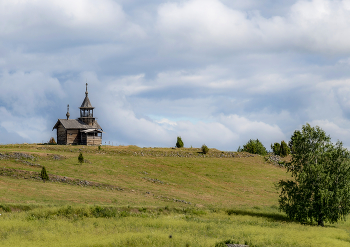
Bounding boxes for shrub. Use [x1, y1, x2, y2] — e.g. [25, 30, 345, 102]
[48, 137, 56, 145]
[176, 136, 184, 148]
[271, 140, 290, 157]
[98, 145, 101, 151]
[40, 167, 49, 182]
[271, 142, 281, 155]
[201, 144, 209, 154]
[78, 153, 84, 164]
[241, 139, 267, 155]
[280, 140, 290, 157]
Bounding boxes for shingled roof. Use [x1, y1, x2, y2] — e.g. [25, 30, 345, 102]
[52, 119, 101, 130]
[80, 94, 93, 108]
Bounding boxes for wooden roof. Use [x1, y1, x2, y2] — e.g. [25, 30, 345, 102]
[52, 119, 102, 131]
[80, 94, 94, 108]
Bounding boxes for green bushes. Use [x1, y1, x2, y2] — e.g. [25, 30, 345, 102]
[238, 139, 267, 155]
[271, 140, 290, 157]
[201, 144, 209, 154]
[176, 136, 184, 148]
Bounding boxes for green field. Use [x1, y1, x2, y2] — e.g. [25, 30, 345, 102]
[0, 144, 350, 246]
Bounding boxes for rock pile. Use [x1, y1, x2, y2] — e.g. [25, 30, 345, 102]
[0, 152, 36, 161]
[142, 177, 168, 185]
[265, 155, 286, 167]
[0, 167, 124, 191]
[226, 245, 249, 247]
[132, 151, 256, 158]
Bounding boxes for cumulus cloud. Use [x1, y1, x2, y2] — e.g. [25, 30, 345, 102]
[2, 0, 350, 151]
[0, 70, 64, 115]
[0, 107, 50, 142]
[157, 0, 350, 54]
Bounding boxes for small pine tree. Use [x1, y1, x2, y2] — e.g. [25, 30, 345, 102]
[78, 153, 84, 164]
[40, 166, 49, 182]
[176, 136, 184, 148]
[201, 144, 209, 154]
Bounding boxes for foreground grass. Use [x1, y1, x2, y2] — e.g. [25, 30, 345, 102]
[1, 205, 350, 247]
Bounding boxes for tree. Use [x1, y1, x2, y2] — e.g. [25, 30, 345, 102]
[271, 142, 281, 155]
[176, 136, 184, 148]
[278, 123, 350, 226]
[201, 144, 209, 154]
[78, 153, 84, 164]
[271, 141, 290, 157]
[40, 166, 49, 182]
[280, 140, 290, 157]
[240, 139, 267, 155]
[49, 137, 56, 145]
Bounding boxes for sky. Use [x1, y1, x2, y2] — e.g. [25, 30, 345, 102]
[1, 0, 350, 151]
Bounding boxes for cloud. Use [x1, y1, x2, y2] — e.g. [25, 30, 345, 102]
[0, 0, 145, 52]
[2, 0, 350, 151]
[157, 0, 350, 55]
[0, 70, 64, 115]
[0, 107, 50, 142]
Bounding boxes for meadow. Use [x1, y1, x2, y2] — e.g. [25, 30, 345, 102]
[0, 144, 350, 246]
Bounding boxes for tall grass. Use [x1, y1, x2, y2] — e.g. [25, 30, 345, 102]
[1, 205, 350, 247]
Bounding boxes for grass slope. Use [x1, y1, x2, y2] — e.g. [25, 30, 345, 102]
[0, 144, 349, 247]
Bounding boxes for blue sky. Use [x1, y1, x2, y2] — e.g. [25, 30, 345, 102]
[1, 0, 350, 150]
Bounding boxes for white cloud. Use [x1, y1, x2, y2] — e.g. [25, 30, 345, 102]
[157, 0, 350, 55]
[0, 70, 64, 115]
[0, 107, 50, 142]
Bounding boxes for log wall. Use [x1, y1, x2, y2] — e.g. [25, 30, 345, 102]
[66, 129, 80, 145]
[86, 136, 102, 146]
[57, 125, 66, 145]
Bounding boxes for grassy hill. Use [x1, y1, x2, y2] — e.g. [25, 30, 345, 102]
[0, 144, 350, 246]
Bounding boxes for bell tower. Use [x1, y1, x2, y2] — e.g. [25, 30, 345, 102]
[79, 83, 95, 126]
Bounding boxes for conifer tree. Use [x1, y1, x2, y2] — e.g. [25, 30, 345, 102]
[78, 153, 84, 164]
[40, 166, 49, 182]
[176, 136, 184, 148]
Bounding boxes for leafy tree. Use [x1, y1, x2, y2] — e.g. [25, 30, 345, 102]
[201, 144, 209, 154]
[78, 153, 84, 164]
[241, 139, 267, 155]
[40, 166, 49, 182]
[278, 123, 350, 226]
[176, 136, 184, 148]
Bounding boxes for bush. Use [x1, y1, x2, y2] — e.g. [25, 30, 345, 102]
[48, 137, 56, 145]
[201, 144, 209, 154]
[271, 142, 281, 155]
[40, 167, 49, 182]
[176, 136, 184, 148]
[78, 153, 84, 164]
[240, 139, 267, 155]
[280, 140, 290, 157]
[271, 140, 290, 157]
